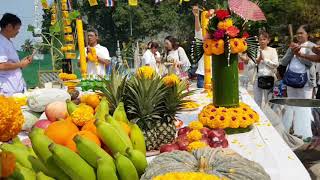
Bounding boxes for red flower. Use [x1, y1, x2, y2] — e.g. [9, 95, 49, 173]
[242, 32, 250, 39]
[226, 26, 240, 38]
[215, 9, 230, 20]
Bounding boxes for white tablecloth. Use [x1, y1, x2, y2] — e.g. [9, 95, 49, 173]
[147, 88, 311, 180]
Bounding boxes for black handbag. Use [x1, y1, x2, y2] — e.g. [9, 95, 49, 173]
[258, 76, 275, 89]
[283, 68, 308, 88]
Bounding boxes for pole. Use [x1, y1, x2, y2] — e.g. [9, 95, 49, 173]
[201, 11, 212, 91]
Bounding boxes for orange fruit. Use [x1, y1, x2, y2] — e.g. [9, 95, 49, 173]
[80, 94, 88, 103]
[85, 94, 100, 109]
[65, 130, 101, 152]
[45, 120, 79, 145]
[119, 121, 131, 136]
[81, 120, 97, 135]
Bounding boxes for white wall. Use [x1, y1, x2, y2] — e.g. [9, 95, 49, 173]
[0, 0, 44, 50]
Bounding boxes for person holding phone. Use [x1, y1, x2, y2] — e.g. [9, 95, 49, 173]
[280, 25, 317, 99]
[0, 13, 33, 96]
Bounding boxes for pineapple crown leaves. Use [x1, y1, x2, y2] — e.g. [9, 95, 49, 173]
[99, 69, 128, 113]
[124, 75, 168, 127]
[164, 80, 195, 118]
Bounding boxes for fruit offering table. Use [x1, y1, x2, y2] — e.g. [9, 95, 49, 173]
[147, 87, 311, 180]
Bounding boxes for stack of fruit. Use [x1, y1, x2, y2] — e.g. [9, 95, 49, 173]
[1, 96, 148, 180]
[160, 121, 228, 153]
[99, 67, 193, 152]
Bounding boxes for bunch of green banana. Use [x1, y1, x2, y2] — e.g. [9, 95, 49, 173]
[113, 102, 129, 123]
[105, 115, 132, 148]
[95, 97, 109, 121]
[95, 120, 130, 155]
[97, 158, 118, 180]
[129, 124, 146, 155]
[115, 153, 139, 180]
[125, 148, 148, 176]
[29, 128, 70, 180]
[74, 135, 115, 170]
[49, 143, 96, 180]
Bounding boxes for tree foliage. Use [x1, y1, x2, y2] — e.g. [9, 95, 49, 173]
[42, 0, 320, 58]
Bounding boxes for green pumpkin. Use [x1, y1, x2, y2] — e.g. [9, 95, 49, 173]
[141, 147, 270, 180]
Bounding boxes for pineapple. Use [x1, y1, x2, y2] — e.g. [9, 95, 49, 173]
[125, 74, 192, 151]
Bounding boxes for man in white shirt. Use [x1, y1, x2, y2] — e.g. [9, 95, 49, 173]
[142, 42, 159, 72]
[86, 29, 110, 77]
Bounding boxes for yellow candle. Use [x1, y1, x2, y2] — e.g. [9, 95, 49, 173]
[76, 19, 87, 78]
[201, 11, 212, 90]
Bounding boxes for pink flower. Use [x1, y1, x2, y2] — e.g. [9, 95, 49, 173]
[213, 29, 225, 40]
[215, 9, 230, 20]
[226, 26, 240, 38]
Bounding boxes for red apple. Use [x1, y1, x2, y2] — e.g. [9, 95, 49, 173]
[178, 127, 190, 136]
[33, 119, 52, 130]
[160, 143, 180, 153]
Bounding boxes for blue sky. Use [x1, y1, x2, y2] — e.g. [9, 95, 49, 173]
[0, 0, 47, 50]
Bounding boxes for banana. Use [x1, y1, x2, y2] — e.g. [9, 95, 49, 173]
[113, 102, 129, 123]
[97, 158, 118, 180]
[36, 172, 55, 180]
[95, 120, 129, 155]
[114, 153, 139, 180]
[28, 156, 50, 174]
[106, 115, 133, 148]
[0, 143, 34, 169]
[95, 97, 109, 121]
[29, 128, 70, 180]
[49, 143, 96, 180]
[66, 99, 78, 115]
[125, 148, 147, 176]
[129, 124, 146, 155]
[74, 135, 115, 170]
[9, 162, 36, 180]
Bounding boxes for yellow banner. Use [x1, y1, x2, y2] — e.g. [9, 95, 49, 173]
[129, 0, 138, 6]
[88, 0, 98, 6]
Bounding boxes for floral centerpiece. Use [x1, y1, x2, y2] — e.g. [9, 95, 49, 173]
[203, 8, 249, 107]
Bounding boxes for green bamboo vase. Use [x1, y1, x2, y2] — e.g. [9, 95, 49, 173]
[212, 54, 239, 107]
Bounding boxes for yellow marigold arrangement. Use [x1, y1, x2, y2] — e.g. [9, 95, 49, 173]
[187, 130, 202, 142]
[152, 172, 224, 180]
[187, 141, 207, 152]
[58, 72, 77, 81]
[198, 103, 259, 129]
[87, 47, 98, 63]
[0, 96, 25, 141]
[204, 8, 251, 56]
[137, 66, 155, 79]
[189, 121, 203, 130]
[162, 74, 180, 87]
[70, 106, 95, 126]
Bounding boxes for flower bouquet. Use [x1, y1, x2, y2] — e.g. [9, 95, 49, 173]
[203, 9, 250, 107]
